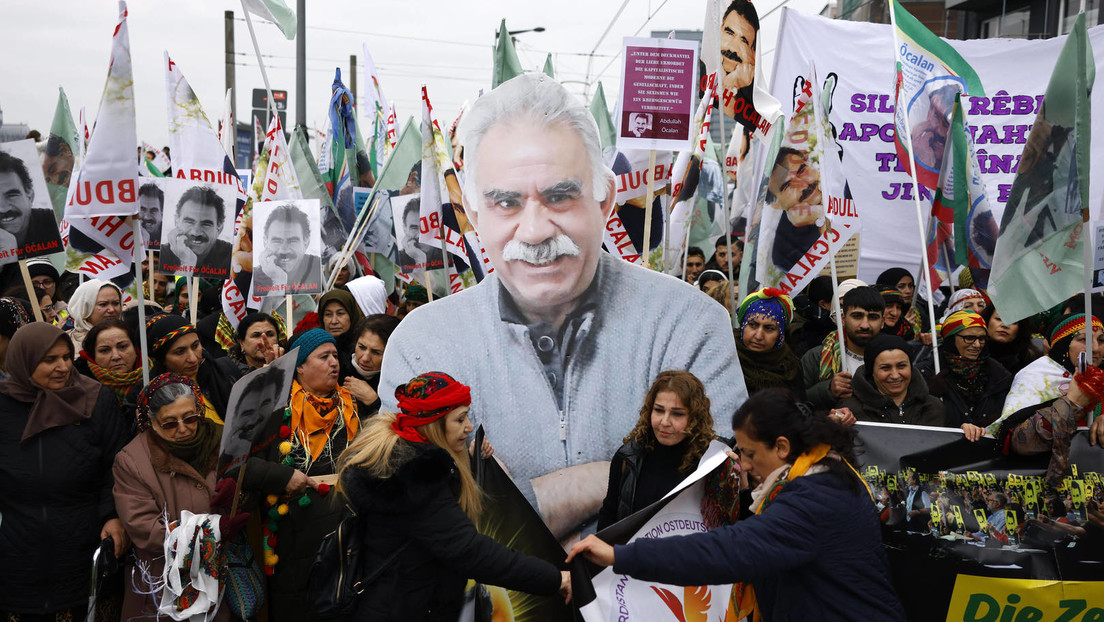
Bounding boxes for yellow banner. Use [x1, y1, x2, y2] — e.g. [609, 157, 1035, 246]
[946, 575, 1104, 622]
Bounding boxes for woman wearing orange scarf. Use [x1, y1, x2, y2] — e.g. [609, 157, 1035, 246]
[257, 328, 363, 622]
[569, 389, 904, 622]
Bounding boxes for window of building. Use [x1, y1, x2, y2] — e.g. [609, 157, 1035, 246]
[979, 7, 1031, 38]
[1061, 0, 1100, 34]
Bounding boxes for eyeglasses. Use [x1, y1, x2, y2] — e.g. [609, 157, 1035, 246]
[957, 334, 988, 345]
[154, 413, 202, 430]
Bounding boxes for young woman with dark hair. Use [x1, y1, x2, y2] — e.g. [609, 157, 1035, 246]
[597, 370, 716, 529]
[569, 388, 905, 622]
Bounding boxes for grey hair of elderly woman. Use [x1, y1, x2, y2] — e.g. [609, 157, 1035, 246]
[456, 73, 614, 210]
[145, 383, 198, 422]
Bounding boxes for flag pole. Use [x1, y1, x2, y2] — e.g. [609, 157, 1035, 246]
[829, 248, 847, 365]
[17, 260, 44, 322]
[1084, 213, 1094, 386]
[889, 0, 941, 373]
[641, 149, 657, 269]
[716, 48, 737, 325]
[285, 294, 293, 331]
[240, 0, 280, 126]
[130, 218, 150, 385]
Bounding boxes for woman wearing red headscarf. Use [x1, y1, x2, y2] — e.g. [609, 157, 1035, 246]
[336, 371, 571, 621]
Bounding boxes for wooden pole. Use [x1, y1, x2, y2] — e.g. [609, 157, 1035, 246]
[641, 149, 657, 269]
[190, 276, 199, 327]
[131, 219, 151, 385]
[17, 260, 43, 322]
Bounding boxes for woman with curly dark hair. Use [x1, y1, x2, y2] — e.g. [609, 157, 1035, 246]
[597, 370, 715, 530]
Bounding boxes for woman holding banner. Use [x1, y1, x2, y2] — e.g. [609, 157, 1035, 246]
[568, 388, 904, 621]
[921, 311, 1012, 440]
[146, 313, 241, 424]
[112, 374, 257, 622]
[841, 334, 946, 427]
[598, 370, 716, 530]
[337, 371, 570, 620]
[0, 323, 130, 621]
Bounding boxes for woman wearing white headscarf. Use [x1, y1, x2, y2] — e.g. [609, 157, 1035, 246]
[65, 279, 123, 350]
[325, 252, 364, 291]
[940, 288, 986, 322]
[346, 274, 388, 316]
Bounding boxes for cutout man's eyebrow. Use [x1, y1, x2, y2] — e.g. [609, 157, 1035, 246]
[483, 188, 521, 204]
[539, 179, 583, 198]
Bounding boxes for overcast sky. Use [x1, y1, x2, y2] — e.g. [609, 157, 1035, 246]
[1, 0, 828, 148]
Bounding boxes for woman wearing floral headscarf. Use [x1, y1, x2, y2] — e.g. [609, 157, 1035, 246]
[146, 313, 241, 424]
[0, 323, 129, 621]
[735, 288, 804, 398]
[923, 310, 1012, 441]
[337, 371, 570, 620]
[112, 374, 254, 622]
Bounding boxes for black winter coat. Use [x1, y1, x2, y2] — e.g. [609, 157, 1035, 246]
[0, 386, 129, 614]
[341, 443, 561, 622]
[927, 357, 1013, 429]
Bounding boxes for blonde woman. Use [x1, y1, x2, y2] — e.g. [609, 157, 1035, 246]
[337, 371, 570, 621]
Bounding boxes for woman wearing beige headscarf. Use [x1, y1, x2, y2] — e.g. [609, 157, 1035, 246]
[65, 278, 123, 349]
[0, 322, 130, 621]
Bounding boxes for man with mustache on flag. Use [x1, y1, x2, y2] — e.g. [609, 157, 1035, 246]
[766, 146, 827, 272]
[379, 73, 747, 539]
[159, 185, 232, 278]
[253, 202, 321, 294]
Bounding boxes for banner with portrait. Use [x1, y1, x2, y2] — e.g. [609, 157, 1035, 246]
[156, 178, 237, 279]
[853, 422, 1104, 621]
[767, 10, 1104, 282]
[218, 350, 297, 477]
[0, 139, 65, 263]
[252, 199, 323, 295]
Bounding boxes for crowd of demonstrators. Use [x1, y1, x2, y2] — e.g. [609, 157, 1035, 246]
[337, 372, 570, 619]
[735, 288, 805, 397]
[788, 275, 836, 356]
[598, 371, 717, 530]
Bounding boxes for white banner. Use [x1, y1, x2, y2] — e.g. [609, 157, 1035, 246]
[64, 1, 138, 219]
[768, 10, 1104, 283]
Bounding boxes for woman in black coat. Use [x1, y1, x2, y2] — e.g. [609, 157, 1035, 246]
[922, 310, 1012, 441]
[337, 371, 569, 621]
[0, 323, 129, 620]
[598, 370, 716, 530]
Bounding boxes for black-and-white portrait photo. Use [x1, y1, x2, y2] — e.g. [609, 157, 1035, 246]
[218, 350, 297, 476]
[156, 178, 236, 278]
[390, 192, 444, 272]
[252, 199, 323, 295]
[138, 178, 166, 250]
[0, 139, 64, 263]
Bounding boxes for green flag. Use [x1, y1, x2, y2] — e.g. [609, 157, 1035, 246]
[241, 0, 296, 39]
[44, 87, 79, 220]
[542, 53, 555, 78]
[492, 19, 524, 88]
[988, 14, 1094, 325]
[589, 82, 616, 151]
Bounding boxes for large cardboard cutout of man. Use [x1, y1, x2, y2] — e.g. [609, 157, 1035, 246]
[379, 74, 748, 537]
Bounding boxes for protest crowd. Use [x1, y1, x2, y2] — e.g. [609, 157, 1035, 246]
[3, 0, 1104, 621]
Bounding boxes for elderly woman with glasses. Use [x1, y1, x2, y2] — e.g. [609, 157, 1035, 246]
[920, 310, 1012, 441]
[112, 373, 281, 622]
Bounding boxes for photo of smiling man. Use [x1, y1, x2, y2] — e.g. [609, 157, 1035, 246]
[251, 199, 323, 295]
[0, 140, 64, 262]
[157, 180, 235, 278]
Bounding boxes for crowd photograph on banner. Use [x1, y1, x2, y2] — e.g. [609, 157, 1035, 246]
[4, 1, 1104, 622]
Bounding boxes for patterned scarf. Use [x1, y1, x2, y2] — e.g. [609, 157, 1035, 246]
[83, 355, 142, 404]
[736, 340, 801, 393]
[946, 352, 988, 412]
[817, 331, 843, 380]
[288, 379, 358, 461]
